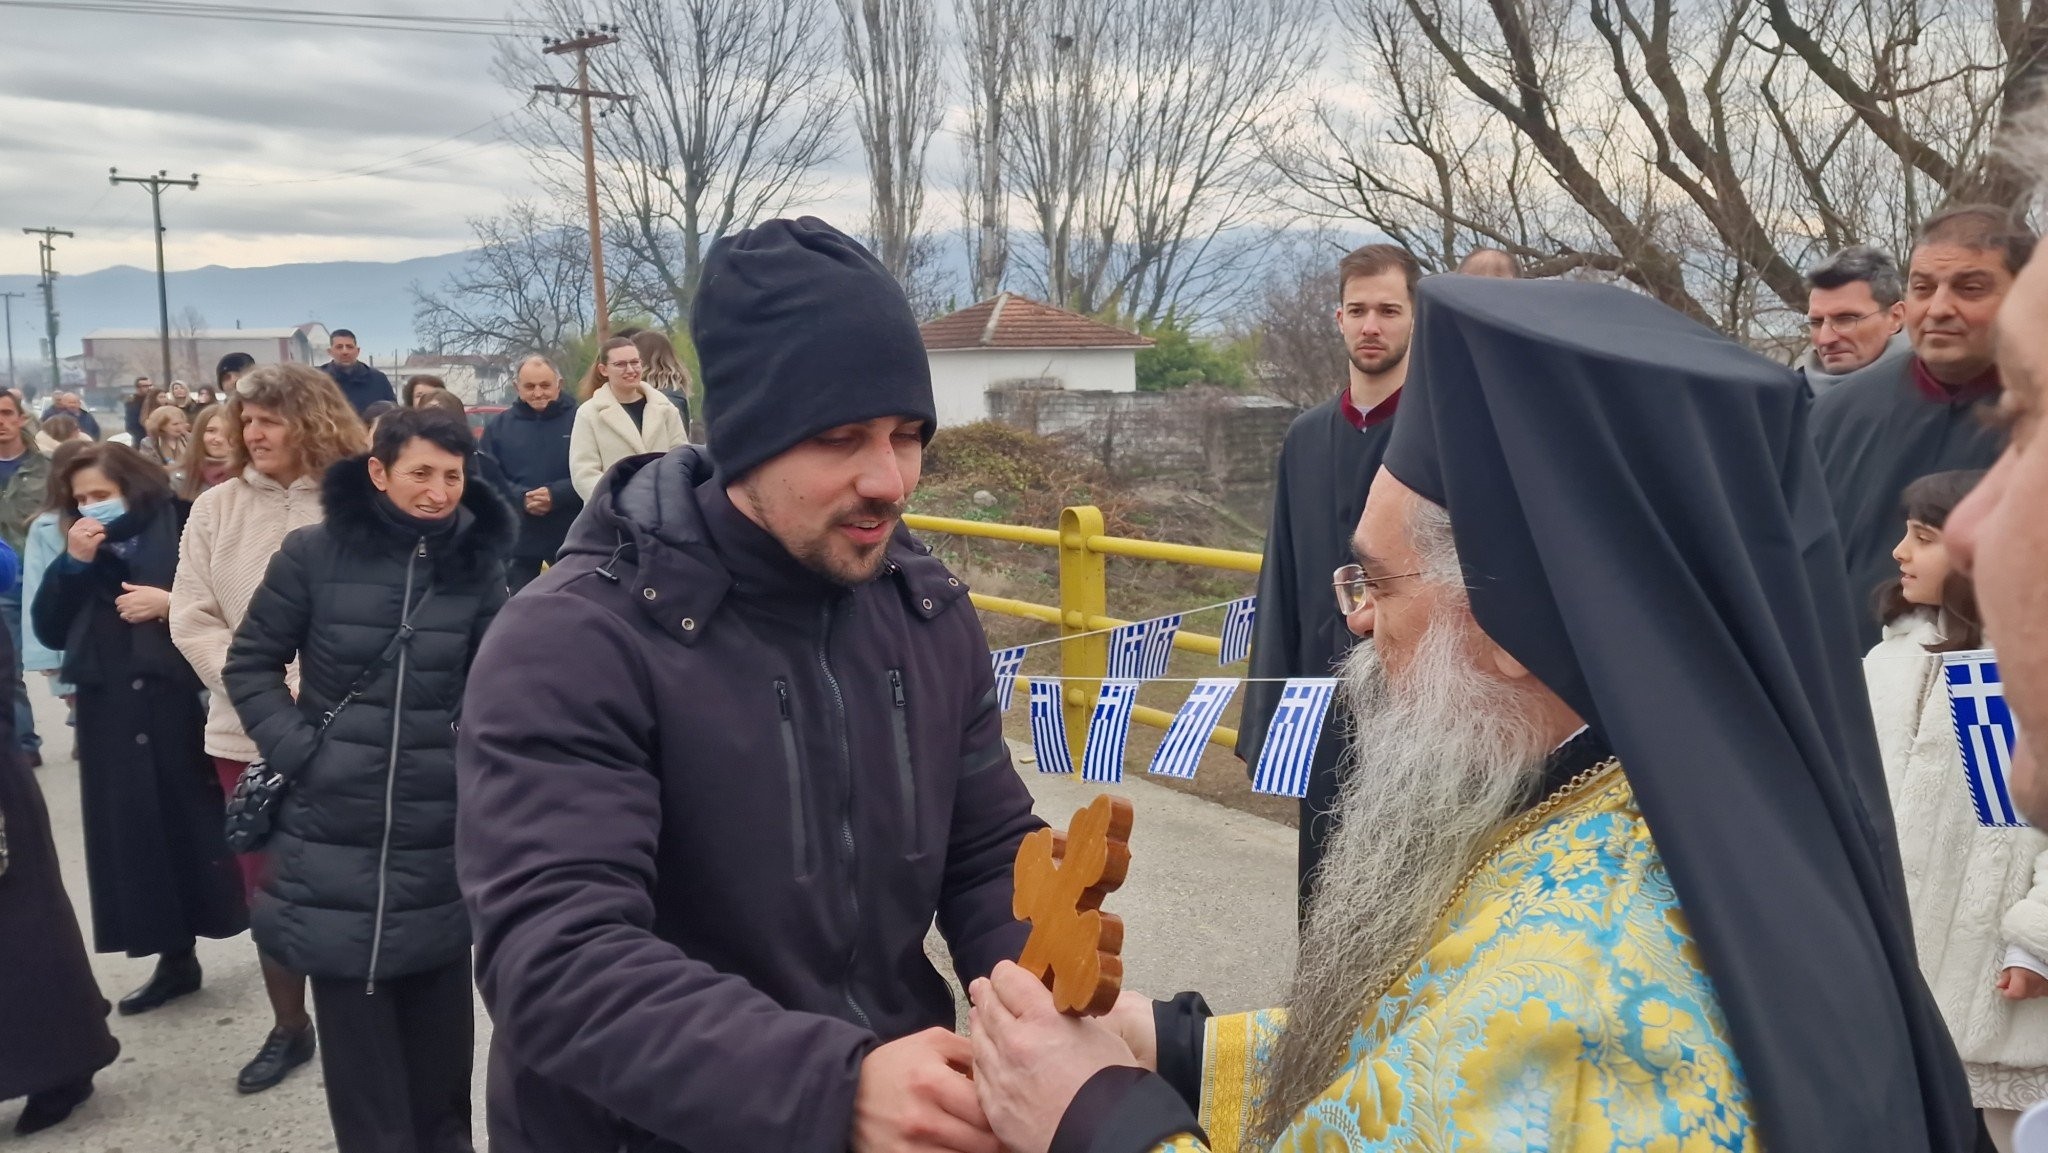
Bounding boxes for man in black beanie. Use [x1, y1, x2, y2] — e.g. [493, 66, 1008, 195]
[458, 217, 1045, 1153]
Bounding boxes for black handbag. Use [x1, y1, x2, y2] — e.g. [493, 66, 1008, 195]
[224, 589, 436, 854]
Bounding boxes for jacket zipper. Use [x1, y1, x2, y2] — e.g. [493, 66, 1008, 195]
[887, 669, 917, 848]
[366, 538, 421, 993]
[775, 680, 810, 877]
[817, 601, 873, 1031]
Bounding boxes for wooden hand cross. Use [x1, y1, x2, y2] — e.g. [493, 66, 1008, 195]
[1013, 793, 1135, 1016]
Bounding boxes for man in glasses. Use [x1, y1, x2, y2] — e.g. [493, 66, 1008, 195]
[1813, 206, 2028, 644]
[1799, 244, 1909, 396]
[1238, 243, 1420, 917]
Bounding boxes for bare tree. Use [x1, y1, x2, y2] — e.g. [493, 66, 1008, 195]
[171, 305, 209, 383]
[507, 0, 842, 321]
[412, 201, 605, 363]
[838, 0, 944, 289]
[953, 0, 1025, 300]
[1244, 239, 1350, 408]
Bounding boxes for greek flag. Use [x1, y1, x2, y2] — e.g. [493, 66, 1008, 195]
[1143, 614, 1183, 679]
[1250, 678, 1337, 798]
[1219, 597, 1256, 666]
[1082, 680, 1141, 783]
[990, 646, 1027, 712]
[1107, 621, 1155, 680]
[1945, 651, 2026, 828]
[1029, 679, 1076, 776]
[1149, 678, 1238, 779]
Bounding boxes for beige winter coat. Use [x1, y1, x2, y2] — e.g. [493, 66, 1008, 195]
[568, 385, 688, 501]
[1867, 612, 2048, 1106]
[169, 467, 323, 763]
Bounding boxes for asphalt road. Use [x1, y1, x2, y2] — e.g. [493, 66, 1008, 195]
[3, 687, 1295, 1151]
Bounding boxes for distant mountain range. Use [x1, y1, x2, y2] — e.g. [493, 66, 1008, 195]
[0, 250, 475, 363]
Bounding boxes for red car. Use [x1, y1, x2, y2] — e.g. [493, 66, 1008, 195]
[464, 405, 506, 440]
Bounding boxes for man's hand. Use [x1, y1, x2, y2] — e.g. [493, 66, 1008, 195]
[1999, 967, 2048, 1000]
[1102, 989, 1158, 1071]
[851, 1027, 997, 1153]
[524, 487, 552, 516]
[117, 582, 172, 623]
[968, 961, 1140, 1153]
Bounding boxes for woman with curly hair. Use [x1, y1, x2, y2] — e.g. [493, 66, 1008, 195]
[169, 362, 366, 1094]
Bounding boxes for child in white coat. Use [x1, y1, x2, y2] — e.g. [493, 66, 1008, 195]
[1867, 468, 2048, 1149]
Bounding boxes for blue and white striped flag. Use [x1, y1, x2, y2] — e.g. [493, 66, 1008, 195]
[1142, 614, 1183, 679]
[990, 646, 1027, 712]
[1107, 621, 1155, 680]
[1945, 651, 2026, 828]
[1149, 678, 1239, 779]
[1082, 680, 1141, 783]
[1219, 597, 1256, 666]
[1250, 678, 1338, 797]
[1029, 679, 1076, 776]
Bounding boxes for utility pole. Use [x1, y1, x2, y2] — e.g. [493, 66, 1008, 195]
[21, 227, 73, 396]
[0, 291, 22, 394]
[110, 168, 200, 392]
[537, 28, 629, 342]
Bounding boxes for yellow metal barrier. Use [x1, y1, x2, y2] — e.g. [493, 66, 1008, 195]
[903, 506, 1262, 766]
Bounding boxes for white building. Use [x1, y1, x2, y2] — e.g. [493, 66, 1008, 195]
[920, 293, 1153, 429]
[80, 323, 328, 396]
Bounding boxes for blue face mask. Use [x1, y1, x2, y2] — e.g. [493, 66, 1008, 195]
[76, 496, 126, 526]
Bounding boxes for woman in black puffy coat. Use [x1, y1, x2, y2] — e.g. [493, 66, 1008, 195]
[226, 408, 509, 1153]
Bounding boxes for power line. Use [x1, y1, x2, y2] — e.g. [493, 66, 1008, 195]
[0, 0, 544, 36]
[209, 113, 519, 187]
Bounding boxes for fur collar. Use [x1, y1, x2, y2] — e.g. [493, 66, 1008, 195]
[320, 452, 514, 579]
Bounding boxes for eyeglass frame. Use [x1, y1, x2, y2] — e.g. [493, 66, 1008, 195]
[1804, 308, 1885, 334]
[1332, 563, 1423, 616]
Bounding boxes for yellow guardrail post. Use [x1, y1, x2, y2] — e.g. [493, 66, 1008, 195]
[1058, 505, 1106, 771]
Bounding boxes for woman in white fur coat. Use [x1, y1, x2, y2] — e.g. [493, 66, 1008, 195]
[1866, 468, 2048, 1149]
[569, 335, 689, 501]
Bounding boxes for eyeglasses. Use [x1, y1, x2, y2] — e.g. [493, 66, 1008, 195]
[1806, 309, 1882, 333]
[1332, 563, 1421, 616]
[607, 358, 644, 371]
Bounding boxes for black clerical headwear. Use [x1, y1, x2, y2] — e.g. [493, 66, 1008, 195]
[1383, 276, 1978, 1152]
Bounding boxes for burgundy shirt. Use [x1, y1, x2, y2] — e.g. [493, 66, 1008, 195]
[1339, 386, 1402, 430]
[1910, 357, 2000, 406]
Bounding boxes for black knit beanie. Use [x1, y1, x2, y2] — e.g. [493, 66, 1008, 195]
[694, 217, 936, 479]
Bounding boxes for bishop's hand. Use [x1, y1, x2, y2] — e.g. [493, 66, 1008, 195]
[969, 961, 1141, 1153]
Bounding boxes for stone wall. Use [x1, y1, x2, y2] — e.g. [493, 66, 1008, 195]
[987, 384, 1297, 486]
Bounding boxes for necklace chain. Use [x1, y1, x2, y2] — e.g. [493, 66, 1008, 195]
[1355, 756, 1624, 1011]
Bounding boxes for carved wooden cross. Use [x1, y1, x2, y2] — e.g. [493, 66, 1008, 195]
[1013, 794, 1135, 1016]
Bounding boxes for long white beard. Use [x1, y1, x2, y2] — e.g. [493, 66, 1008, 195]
[1251, 618, 1554, 1145]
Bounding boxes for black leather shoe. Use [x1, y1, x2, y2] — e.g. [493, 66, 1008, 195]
[14, 1075, 93, 1136]
[117, 951, 202, 1015]
[236, 1024, 316, 1094]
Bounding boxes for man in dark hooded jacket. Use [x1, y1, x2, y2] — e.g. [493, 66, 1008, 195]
[457, 217, 1045, 1153]
[477, 354, 580, 591]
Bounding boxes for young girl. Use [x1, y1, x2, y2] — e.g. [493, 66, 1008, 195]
[1867, 468, 2048, 1152]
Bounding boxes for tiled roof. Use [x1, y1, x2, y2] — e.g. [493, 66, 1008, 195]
[921, 293, 1153, 351]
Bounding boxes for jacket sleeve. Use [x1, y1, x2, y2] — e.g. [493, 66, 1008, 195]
[20, 520, 64, 672]
[2002, 849, 2048, 960]
[568, 407, 602, 502]
[30, 553, 94, 655]
[476, 426, 526, 510]
[223, 540, 321, 777]
[458, 593, 877, 1152]
[169, 491, 235, 696]
[1234, 455, 1299, 770]
[936, 610, 1047, 982]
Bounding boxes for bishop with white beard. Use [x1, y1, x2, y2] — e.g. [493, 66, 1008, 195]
[967, 277, 1983, 1153]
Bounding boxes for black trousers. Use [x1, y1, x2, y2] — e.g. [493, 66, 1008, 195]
[506, 557, 545, 594]
[310, 958, 475, 1153]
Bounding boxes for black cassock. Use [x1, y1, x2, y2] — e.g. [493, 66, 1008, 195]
[0, 623, 121, 1102]
[31, 498, 245, 959]
[1810, 354, 2004, 647]
[1235, 393, 1394, 910]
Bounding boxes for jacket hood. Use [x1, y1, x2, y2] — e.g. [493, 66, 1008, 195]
[321, 451, 515, 579]
[508, 395, 577, 420]
[558, 444, 966, 647]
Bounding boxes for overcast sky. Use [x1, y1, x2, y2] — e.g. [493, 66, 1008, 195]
[0, 1, 874, 277]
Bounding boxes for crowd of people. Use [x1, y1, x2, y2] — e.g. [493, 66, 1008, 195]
[0, 182, 2039, 1153]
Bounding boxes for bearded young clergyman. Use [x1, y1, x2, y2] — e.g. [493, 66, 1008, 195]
[967, 276, 1984, 1153]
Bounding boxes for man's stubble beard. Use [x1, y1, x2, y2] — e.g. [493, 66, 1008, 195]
[738, 481, 905, 587]
[1348, 341, 1408, 379]
[1250, 616, 1554, 1146]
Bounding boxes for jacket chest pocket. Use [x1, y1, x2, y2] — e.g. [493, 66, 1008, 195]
[887, 668, 920, 854]
[774, 679, 813, 879]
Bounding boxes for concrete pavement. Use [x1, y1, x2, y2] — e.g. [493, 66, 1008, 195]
[4, 684, 1294, 1151]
